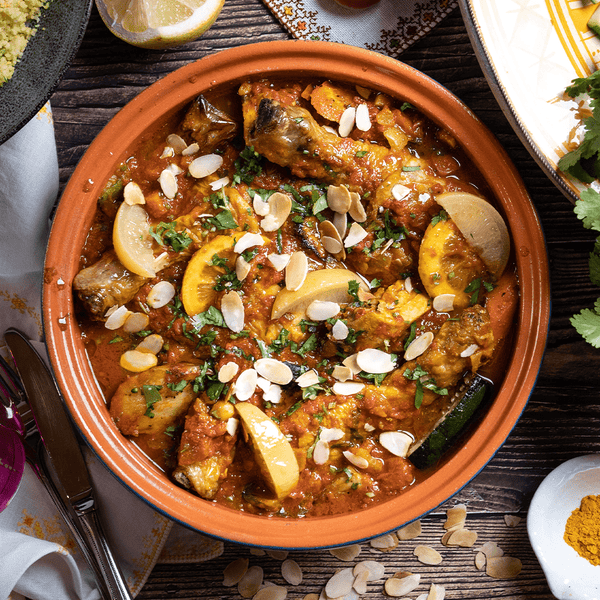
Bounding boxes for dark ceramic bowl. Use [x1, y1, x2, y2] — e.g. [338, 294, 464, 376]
[0, 0, 92, 144]
[43, 40, 551, 549]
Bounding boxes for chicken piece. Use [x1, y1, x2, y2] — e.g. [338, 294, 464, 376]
[241, 93, 402, 194]
[173, 397, 237, 499]
[340, 280, 431, 352]
[73, 249, 147, 319]
[181, 95, 239, 153]
[109, 363, 202, 436]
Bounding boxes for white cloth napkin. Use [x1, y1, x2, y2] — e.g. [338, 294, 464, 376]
[0, 106, 223, 600]
[261, 0, 457, 56]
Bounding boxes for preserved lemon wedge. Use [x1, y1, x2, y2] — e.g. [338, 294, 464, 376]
[235, 402, 299, 499]
[181, 235, 237, 316]
[95, 0, 224, 49]
[271, 268, 368, 320]
[435, 192, 510, 281]
[113, 202, 156, 278]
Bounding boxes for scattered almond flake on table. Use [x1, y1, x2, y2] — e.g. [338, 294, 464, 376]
[259, 0, 457, 56]
[414, 545, 443, 565]
[486, 556, 523, 579]
[384, 572, 420, 597]
[397, 519, 422, 540]
[329, 544, 361, 561]
[504, 514, 522, 527]
[369, 532, 398, 550]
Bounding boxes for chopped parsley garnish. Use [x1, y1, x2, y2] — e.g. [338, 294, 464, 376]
[190, 306, 226, 330]
[403, 365, 448, 409]
[233, 146, 263, 184]
[208, 210, 238, 231]
[142, 385, 162, 417]
[149, 221, 193, 252]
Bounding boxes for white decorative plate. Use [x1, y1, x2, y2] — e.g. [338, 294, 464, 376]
[460, 0, 600, 202]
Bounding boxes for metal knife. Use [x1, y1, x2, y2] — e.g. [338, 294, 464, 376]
[4, 328, 132, 600]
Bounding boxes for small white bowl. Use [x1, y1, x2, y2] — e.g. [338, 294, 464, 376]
[527, 454, 600, 600]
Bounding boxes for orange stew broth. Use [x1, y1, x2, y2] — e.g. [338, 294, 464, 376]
[75, 79, 515, 518]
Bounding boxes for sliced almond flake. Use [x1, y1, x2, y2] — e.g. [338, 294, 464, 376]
[343, 450, 369, 469]
[223, 557, 249, 586]
[353, 560, 385, 581]
[226, 417, 239, 436]
[327, 184, 352, 214]
[263, 383, 282, 404]
[154, 252, 170, 272]
[332, 365, 353, 382]
[416, 595, 429, 600]
[222, 291, 245, 333]
[159, 169, 178, 199]
[322, 235, 343, 255]
[414, 545, 443, 565]
[267, 550, 289, 560]
[447, 528, 478, 547]
[348, 192, 367, 222]
[444, 504, 467, 530]
[321, 427, 345, 443]
[236, 256, 252, 281]
[404, 331, 434, 361]
[105, 305, 131, 330]
[256, 377, 271, 393]
[181, 142, 200, 156]
[355, 104, 371, 131]
[370, 533, 398, 550]
[234, 368, 258, 401]
[253, 585, 287, 600]
[261, 192, 292, 232]
[210, 176, 230, 191]
[123, 181, 145, 205]
[189, 153, 223, 178]
[123, 311, 150, 333]
[397, 520, 421, 541]
[427, 583, 446, 600]
[332, 211, 348, 239]
[254, 358, 293, 385]
[379, 431, 413, 458]
[325, 567, 354, 599]
[238, 565, 263, 598]
[479, 541, 504, 558]
[329, 544, 361, 562]
[404, 276, 413, 293]
[353, 569, 369, 595]
[486, 556, 522, 579]
[250, 548, 266, 556]
[356, 348, 395, 374]
[167, 163, 184, 175]
[384, 573, 419, 596]
[235, 232, 265, 254]
[166, 133, 187, 153]
[392, 183, 411, 201]
[475, 551, 486, 571]
[332, 381, 365, 396]
[342, 353, 361, 374]
[253, 194, 270, 216]
[136, 334, 164, 355]
[313, 439, 330, 465]
[440, 530, 454, 546]
[306, 300, 340, 321]
[160, 146, 174, 158]
[339, 106, 357, 137]
[332, 320, 349, 341]
[504, 514, 522, 527]
[460, 343, 479, 358]
[364, 423, 375, 432]
[432, 293, 455, 313]
[147, 281, 176, 309]
[285, 251, 308, 291]
[120, 349, 157, 372]
[281, 559, 303, 585]
[267, 253, 291, 272]
[296, 369, 320, 388]
[344, 222, 368, 248]
[218, 361, 239, 383]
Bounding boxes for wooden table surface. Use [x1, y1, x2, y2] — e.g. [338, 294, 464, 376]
[50, 2, 600, 598]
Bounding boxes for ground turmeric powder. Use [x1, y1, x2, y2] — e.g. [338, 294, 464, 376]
[564, 494, 600, 566]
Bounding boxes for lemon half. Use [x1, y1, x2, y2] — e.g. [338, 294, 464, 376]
[95, 0, 225, 49]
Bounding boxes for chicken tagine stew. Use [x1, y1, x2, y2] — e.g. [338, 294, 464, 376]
[74, 79, 518, 518]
